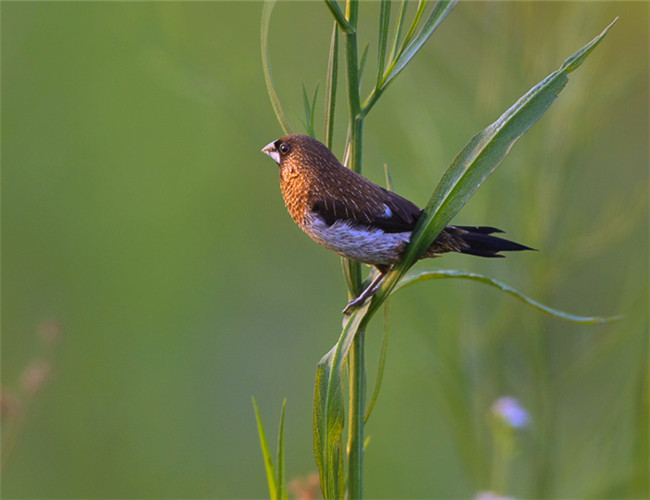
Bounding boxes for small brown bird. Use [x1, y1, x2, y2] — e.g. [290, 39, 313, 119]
[262, 134, 532, 313]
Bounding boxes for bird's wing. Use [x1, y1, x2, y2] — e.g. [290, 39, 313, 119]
[310, 186, 421, 233]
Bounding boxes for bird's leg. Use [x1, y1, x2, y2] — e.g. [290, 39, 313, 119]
[343, 268, 389, 314]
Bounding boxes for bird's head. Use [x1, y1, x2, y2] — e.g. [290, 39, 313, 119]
[261, 134, 340, 174]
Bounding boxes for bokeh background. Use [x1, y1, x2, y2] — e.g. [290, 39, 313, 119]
[2, 1, 647, 498]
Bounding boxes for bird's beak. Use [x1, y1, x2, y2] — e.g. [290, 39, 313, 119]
[261, 141, 280, 165]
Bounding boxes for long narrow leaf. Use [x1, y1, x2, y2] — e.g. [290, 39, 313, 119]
[299, 83, 310, 134]
[310, 84, 319, 136]
[252, 397, 278, 500]
[395, 269, 622, 324]
[382, 0, 457, 91]
[325, 22, 339, 149]
[364, 305, 390, 423]
[313, 302, 370, 498]
[386, 0, 410, 70]
[276, 399, 288, 500]
[358, 43, 370, 91]
[365, 0, 457, 114]
[261, 0, 292, 135]
[384, 163, 394, 191]
[364, 18, 615, 313]
[376, 0, 391, 87]
[398, 19, 617, 275]
[301, 83, 319, 137]
[395, 0, 428, 60]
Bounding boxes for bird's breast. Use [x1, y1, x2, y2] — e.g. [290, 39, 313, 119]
[279, 170, 312, 226]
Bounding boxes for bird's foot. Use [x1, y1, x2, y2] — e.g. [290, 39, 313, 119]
[342, 295, 367, 314]
[342, 270, 388, 315]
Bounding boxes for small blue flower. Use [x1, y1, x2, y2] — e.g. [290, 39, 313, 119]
[492, 396, 530, 429]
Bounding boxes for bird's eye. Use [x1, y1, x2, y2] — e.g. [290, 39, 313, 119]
[278, 142, 291, 155]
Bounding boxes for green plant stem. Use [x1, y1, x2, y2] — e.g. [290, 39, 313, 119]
[342, 2, 365, 498]
[347, 326, 366, 499]
[343, 0, 362, 174]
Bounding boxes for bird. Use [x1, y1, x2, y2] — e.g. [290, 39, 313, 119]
[262, 134, 533, 313]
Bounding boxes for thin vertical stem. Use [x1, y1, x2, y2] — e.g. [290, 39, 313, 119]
[344, 0, 362, 173]
[347, 326, 365, 499]
[342, 116, 363, 297]
[342, 0, 363, 296]
[343, 2, 365, 498]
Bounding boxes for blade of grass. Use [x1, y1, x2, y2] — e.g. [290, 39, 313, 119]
[252, 397, 278, 500]
[383, 163, 394, 191]
[261, 0, 292, 135]
[406, 18, 616, 266]
[301, 83, 311, 134]
[395, 0, 428, 60]
[301, 82, 320, 137]
[386, 0, 409, 71]
[364, 304, 390, 423]
[396, 269, 622, 324]
[376, 0, 391, 87]
[364, 0, 457, 115]
[325, 22, 339, 150]
[358, 43, 370, 91]
[388, 0, 457, 82]
[363, 18, 618, 310]
[276, 399, 288, 500]
[310, 84, 319, 136]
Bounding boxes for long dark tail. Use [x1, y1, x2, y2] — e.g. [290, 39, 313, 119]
[427, 225, 534, 258]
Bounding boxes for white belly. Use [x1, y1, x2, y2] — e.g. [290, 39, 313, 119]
[302, 215, 410, 266]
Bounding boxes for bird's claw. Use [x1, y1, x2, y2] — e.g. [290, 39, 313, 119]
[342, 270, 388, 315]
[342, 296, 367, 314]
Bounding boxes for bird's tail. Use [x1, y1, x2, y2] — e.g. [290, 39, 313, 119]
[425, 225, 534, 258]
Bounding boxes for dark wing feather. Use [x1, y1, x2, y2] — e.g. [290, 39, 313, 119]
[311, 187, 421, 233]
[375, 188, 422, 232]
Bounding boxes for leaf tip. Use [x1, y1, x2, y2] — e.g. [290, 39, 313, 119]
[600, 313, 625, 324]
[562, 18, 617, 74]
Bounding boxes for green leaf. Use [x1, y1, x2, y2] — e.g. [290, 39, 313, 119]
[301, 82, 320, 137]
[276, 399, 288, 500]
[325, 22, 339, 150]
[383, 0, 456, 89]
[252, 397, 278, 500]
[310, 84, 320, 135]
[261, 0, 292, 135]
[364, 0, 457, 114]
[253, 398, 289, 500]
[386, 0, 409, 68]
[313, 302, 370, 499]
[364, 304, 390, 423]
[376, 0, 391, 87]
[395, 269, 623, 324]
[383, 163, 394, 191]
[395, 0, 428, 59]
[358, 43, 370, 90]
[562, 18, 618, 73]
[395, 19, 617, 281]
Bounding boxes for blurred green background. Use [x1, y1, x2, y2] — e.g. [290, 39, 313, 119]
[2, 2, 647, 498]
